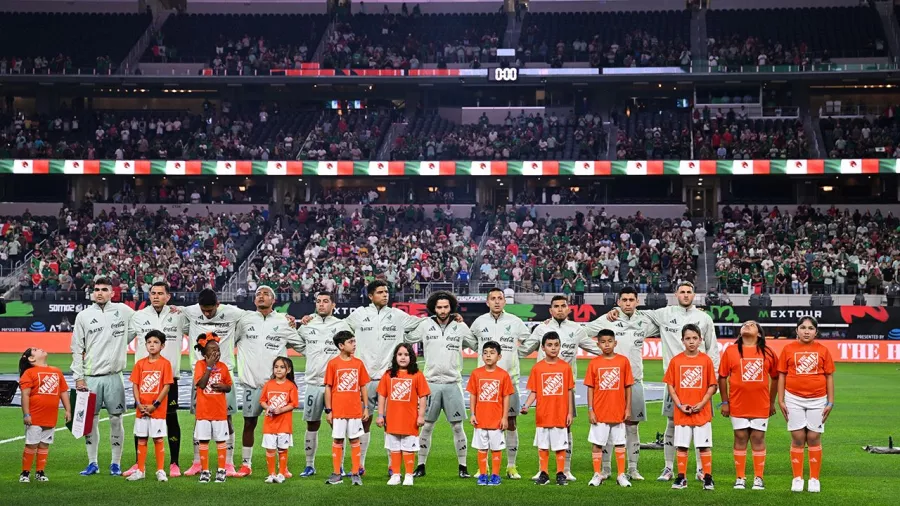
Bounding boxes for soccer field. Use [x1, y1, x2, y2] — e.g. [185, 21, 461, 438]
[0, 357, 897, 506]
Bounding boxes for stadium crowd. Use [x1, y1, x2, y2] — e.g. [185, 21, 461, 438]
[820, 112, 900, 159]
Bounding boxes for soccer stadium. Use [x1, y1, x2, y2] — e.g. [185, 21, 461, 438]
[0, 0, 898, 504]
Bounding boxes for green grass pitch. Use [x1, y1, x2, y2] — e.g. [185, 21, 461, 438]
[0, 356, 897, 505]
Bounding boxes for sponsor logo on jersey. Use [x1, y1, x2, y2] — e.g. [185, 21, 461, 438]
[267, 391, 289, 411]
[336, 369, 360, 392]
[204, 371, 224, 394]
[37, 372, 59, 395]
[541, 372, 564, 396]
[741, 358, 764, 382]
[596, 367, 621, 391]
[390, 378, 413, 401]
[478, 379, 501, 402]
[680, 365, 703, 389]
[794, 352, 819, 375]
[141, 370, 162, 394]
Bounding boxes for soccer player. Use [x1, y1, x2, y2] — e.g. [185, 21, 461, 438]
[127, 330, 174, 482]
[718, 321, 778, 490]
[583, 329, 634, 488]
[376, 343, 430, 486]
[605, 281, 719, 482]
[468, 341, 515, 486]
[664, 324, 717, 491]
[260, 357, 299, 484]
[324, 330, 371, 486]
[585, 286, 658, 481]
[471, 287, 531, 479]
[295, 291, 352, 478]
[71, 277, 134, 476]
[406, 291, 477, 479]
[19, 347, 71, 483]
[193, 333, 233, 483]
[521, 332, 575, 486]
[523, 295, 601, 481]
[125, 282, 186, 478]
[777, 316, 835, 494]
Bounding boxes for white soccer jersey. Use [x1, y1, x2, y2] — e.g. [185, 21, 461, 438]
[345, 304, 424, 380]
[635, 305, 719, 371]
[407, 317, 477, 384]
[470, 311, 531, 383]
[129, 305, 186, 380]
[234, 310, 302, 389]
[522, 318, 601, 379]
[584, 311, 659, 381]
[296, 315, 352, 386]
[182, 304, 248, 371]
[71, 302, 135, 380]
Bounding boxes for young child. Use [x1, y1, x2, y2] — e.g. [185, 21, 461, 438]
[521, 332, 574, 486]
[664, 324, 717, 491]
[583, 329, 634, 488]
[193, 332, 233, 483]
[127, 330, 174, 482]
[376, 343, 430, 486]
[324, 330, 370, 486]
[467, 341, 515, 486]
[18, 347, 71, 483]
[260, 356, 299, 484]
[718, 321, 778, 491]
[777, 316, 834, 494]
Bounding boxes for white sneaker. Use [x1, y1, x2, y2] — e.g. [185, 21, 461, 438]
[387, 474, 402, 486]
[402, 474, 414, 486]
[275, 474, 285, 484]
[627, 469, 645, 481]
[657, 467, 673, 481]
[599, 470, 611, 481]
[156, 470, 168, 482]
[531, 471, 542, 481]
[588, 473, 603, 487]
[616, 474, 632, 488]
[126, 470, 145, 481]
[564, 472, 577, 482]
[734, 477, 746, 490]
[265, 475, 277, 484]
[791, 477, 805, 492]
[808, 478, 820, 493]
[752, 477, 765, 490]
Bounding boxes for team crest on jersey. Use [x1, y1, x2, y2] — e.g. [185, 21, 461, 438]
[37, 373, 59, 395]
[596, 367, 621, 390]
[390, 378, 413, 401]
[741, 359, 764, 382]
[541, 373, 564, 396]
[267, 391, 289, 411]
[794, 352, 819, 375]
[141, 371, 162, 394]
[336, 369, 359, 392]
[680, 365, 703, 389]
[204, 371, 223, 394]
[478, 379, 501, 402]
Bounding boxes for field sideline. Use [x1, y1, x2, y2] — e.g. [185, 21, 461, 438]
[0, 357, 897, 505]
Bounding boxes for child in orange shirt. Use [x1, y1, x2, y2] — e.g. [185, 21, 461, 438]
[193, 332, 233, 483]
[18, 347, 71, 483]
[583, 329, 634, 488]
[467, 341, 515, 487]
[376, 343, 430, 487]
[127, 330, 174, 482]
[777, 316, 835, 494]
[521, 331, 574, 486]
[324, 330, 370, 486]
[664, 324, 717, 491]
[260, 357, 299, 484]
[718, 321, 778, 491]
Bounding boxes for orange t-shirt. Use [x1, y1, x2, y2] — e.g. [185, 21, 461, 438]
[777, 340, 835, 398]
[718, 344, 778, 419]
[583, 354, 634, 424]
[193, 360, 232, 421]
[466, 366, 515, 430]
[130, 357, 174, 420]
[526, 359, 574, 428]
[19, 366, 68, 428]
[324, 355, 370, 419]
[260, 379, 299, 435]
[376, 370, 430, 436]
[664, 352, 717, 427]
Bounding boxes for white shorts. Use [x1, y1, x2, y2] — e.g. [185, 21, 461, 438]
[384, 433, 419, 453]
[134, 417, 168, 438]
[587, 422, 626, 447]
[731, 417, 769, 432]
[194, 420, 229, 442]
[534, 427, 569, 451]
[784, 391, 826, 433]
[262, 433, 294, 450]
[472, 428, 506, 451]
[332, 418, 365, 440]
[25, 425, 54, 445]
[674, 422, 713, 449]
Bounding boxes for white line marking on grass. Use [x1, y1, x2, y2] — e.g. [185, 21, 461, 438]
[0, 412, 135, 444]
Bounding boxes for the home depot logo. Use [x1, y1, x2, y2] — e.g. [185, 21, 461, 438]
[596, 367, 621, 391]
[141, 371, 162, 394]
[336, 369, 359, 392]
[741, 359, 764, 382]
[541, 373, 564, 396]
[204, 371, 223, 394]
[680, 365, 703, 389]
[794, 352, 819, 375]
[478, 379, 500, 402]
[37, 373, 59, 395]
[390, 378, 413, 401]
[267, 391, 289, 411]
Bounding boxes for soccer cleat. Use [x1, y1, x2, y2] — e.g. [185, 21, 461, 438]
[477, 474, 489, 486]
[703, 474, 715, 490]
[489, 474, 502, 486]
[565, 471, 577, 482]
[599, 471, 611, 481]
[215, 469, 227, 483]
[696, 470, 705, 482]
[752, 477, 765, 490]
[808, 478, 821, 493]
[283, 469, 292, 479]
[300, 466, 316, 477]
[413, 464, 426, 478]
[627, 469, 645, 481]
[358, 467, 366, 477]
[734, 477, 747, 490]
[110, 464, 122, 476]
[19, 471, 30, 483]
[672, 475, 688, 489]
[791, 477, 804, 493]
[199, 471, 211, 483]
[506, 465, 521, 480]
[588, 473, 603, 487]
[617, 474, 632, 488]
[531, 470, 542, 481]
[184, 461, 202, 476]
[35, 471, 49, 482]
[325, 473, 343, 485]
[556, 472, 568, 486]
[535, 471, 551, 486]
[169, 463, 182, 478]
[265, 474, 278, 484]
[459, 465, 471, 479]
[350, 474, 362, 486]
[237, 464, 252, 477]
[156, 470, 168, 482]
[403, 474, 414, 486]
[123, 464, 140, 477]
[126, 470, 145, 481]
[80, 462, 99, 476]
[387, 474, 402, 486]
[275, 474, 286, 484]
[229, 464, 247, 477]
[657, 467, 673, 481]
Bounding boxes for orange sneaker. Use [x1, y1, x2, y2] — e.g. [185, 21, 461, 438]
[235, 464, 252, 477]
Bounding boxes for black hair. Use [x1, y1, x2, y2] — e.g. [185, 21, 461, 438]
[194, 332, 220, 357]
[150, 282, 170, 293]
[367, 280, 388, 296]
[198, 288, 218, 307]
[19, 348, 34, 377]
[94, 277, 112, 287]
[388, 343, 419, 377]
[681, 323, 702, 339]
[487, 287, 504, 299]
[618, 286, 638, 299]
[144, 329, 167, 344]
[596, 329, 616, 340]
[316, 291, 334, 303]
[272, 356, 296, 384]
[797, 316, 819, 330]
[541, 331, 561, 346]
[333, 330, 355, 348]
[735, 321, 775, 360]
[550, 295, 568, 304]
[427, 290, 458, 315]
[482, 341, 502, 355]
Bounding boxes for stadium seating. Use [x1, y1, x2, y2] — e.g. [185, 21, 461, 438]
[300, 110, 393, 161]
[820, 115, 900, 159]
[616, 110, 692, 160]
[694, 116, 809, 160]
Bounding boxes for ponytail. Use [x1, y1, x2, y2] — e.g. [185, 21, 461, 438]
[18, 348, 34, 377]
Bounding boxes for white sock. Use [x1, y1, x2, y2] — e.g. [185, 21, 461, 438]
[109, 415, 124, 466]
[86, 420, 100, 464]
[305, 430, 318, 467]
[695, 447, 703, 476]
[663, 418, 676, 469]
[226, 432, 235, 466]
[505, 429, 518, 467]
[564, 430, 573, 473]
[242, 446, 253, 467]
[601, 440, 613, 475]
[451, 421, 468, 467]
[418, 422, 435, 465]
[193, 439, 200, 463]
[359, 432, 370, 468]
[626, 424, 640, 472]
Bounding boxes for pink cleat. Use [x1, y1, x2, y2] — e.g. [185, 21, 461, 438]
[283, 469, 292, 479]
[183, 461, 203, 477]
[226, 464, 244, 478]
[122, 464, 140, 478]
[169, 463, 182, 478]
